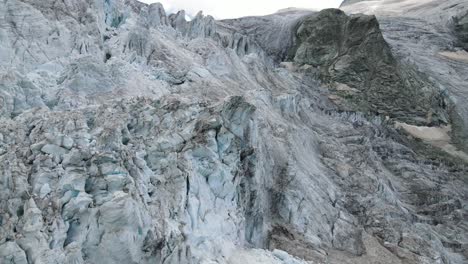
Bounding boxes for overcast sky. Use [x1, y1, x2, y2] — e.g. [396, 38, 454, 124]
[140, 0, 343, 19]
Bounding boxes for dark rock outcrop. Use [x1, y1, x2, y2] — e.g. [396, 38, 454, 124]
[454, 12, 468, 51]
[290, 9, 448, 126]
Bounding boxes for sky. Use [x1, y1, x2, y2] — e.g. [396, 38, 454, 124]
[140, 0, 343, 19]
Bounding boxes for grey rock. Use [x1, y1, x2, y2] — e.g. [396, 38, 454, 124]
[290, 9, 446, 127]
[340, 0, 468, 150]
[454, 11, 468, 51]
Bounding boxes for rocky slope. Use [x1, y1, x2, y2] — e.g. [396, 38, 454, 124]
[0, 1, 467, 264]
[340, 0, 468, 153]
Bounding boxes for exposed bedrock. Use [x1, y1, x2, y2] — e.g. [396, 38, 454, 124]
[453, 11, 468, 51]
[337, 1, 468, 153]
[289, 9, 448, 127]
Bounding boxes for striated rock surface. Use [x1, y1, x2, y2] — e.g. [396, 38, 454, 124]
[0, 1, 467, 264]
[289, 9, 446, 127]
[340, 1, 468, 152]
[453, 11, 468, 51]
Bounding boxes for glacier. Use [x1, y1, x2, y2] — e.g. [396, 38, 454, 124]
[0, 0, 467, 263]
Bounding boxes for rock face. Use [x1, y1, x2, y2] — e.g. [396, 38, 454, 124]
[340, 0, 468, 153]
[290, 9, 446, 126]
[0, 1, 467, 264]
[454, 12, 468, 51]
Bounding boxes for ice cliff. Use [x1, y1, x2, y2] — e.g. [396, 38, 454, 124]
[0, 0, 467, 264]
